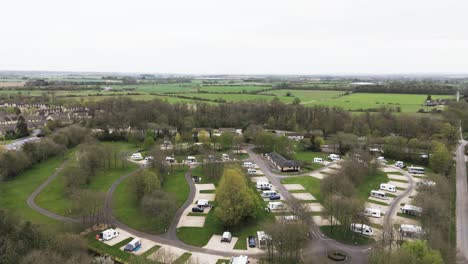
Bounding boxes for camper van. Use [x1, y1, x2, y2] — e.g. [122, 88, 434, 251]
[267, 202, 285, 211]
[313, 157, 324, 163]
[380, 183, 396, 192]
[165, 156, 175, 163]
[256, 181, 272, 190]
[364, 208, 381, 218]
[247, 168, 257, 175]
[230, 255, 249, 264]
[408, 166, 425, 174]
[395, 161, 405, 168]
[221, 231, 232, 242]
[257, 231, 270, 249]
[350, 223, 373, 237]
[400, 204, 422, 216]
[262, 190, 278, 198]
[243, 162, 254, 168]
[222, 154, 230, 161]
[186, 156, 197, 164]
[196, 199, 211, 207]
[370, 190, 387, 200]
[96, 229, 119, 241]
[328, 154, 340, 161]
[131, 153, 143, 160]
[124, 238, 142, 252]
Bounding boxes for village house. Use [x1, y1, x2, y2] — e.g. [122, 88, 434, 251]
[265, 152, 301, 172]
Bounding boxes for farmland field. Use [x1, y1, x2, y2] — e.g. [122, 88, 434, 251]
[260, 89, 345, 103]
[198, 85, 271, 93]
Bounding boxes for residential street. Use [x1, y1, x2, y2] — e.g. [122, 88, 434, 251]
[456, 137, 468, 262]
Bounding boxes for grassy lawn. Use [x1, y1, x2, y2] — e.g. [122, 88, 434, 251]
[113, 167, 189, 234]
[356, 170, 390, 201]
[396, 212, 420, 219]
[281, 176, 323, 203]
[216, 260, 230, 264]
[173, 253, 192, 264]
[35, 142, 139, 216]
[86, 231, 133, 262]
[366, 199, 388, 206]
[0, 153, 71, 230]
[320, 225, 374, 245]
[292, 150, 327, 171]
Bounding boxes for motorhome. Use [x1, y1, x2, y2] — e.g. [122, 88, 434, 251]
[230, 255, 249, 264]
[186, 156, 197, 164]
[370, 190, 387, 200]
[399, 224, 424, 238]
[408, 166, 425, 174]
[377, 156, 387, 164]
[350, 223, 373, 237]
[328, 154, 340, 161]
[124, 238, 142, 252]
[222, 153, 230, 161]
[256, 181, 272, 190]
[267, 202, 285, 211]
[243, 161, 254, 168]
[131, 153, 143, 160]
[380, 183, 396, 192]
[96, 229, 119, 241]
[417, 180, 436, 188]
[364, 208, 381, 218]
[262, 190, 278, 198]
[400, 204, 422, 216]
[313, 157, 324, 163]
[247, 168, 257, 175]
[221, 231, 232, 242]
[165, 156, 175, 163]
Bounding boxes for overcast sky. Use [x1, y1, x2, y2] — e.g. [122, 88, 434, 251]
[1, 0, 467, 75]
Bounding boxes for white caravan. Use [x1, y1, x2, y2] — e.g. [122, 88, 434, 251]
[230, 255, 249, 264]
[222, 153, 230, 161]
[186, 156, 197, 164]
[131, 153, 143, 160]
[350, 223, 373, 237]
[262, 190, 278, 198]
[370, 190, 387, 200]
[97, 229, 119, 241]
[243, 161, 254, 168]
[196, 199, 210, 207]
[408, 166, 425, 174]
[395, 161, 405, 168]
[364, 208, 381, 218]
[313, 157, 324, 163]
[328, 154, 340, 161]
[267, 202, 285, 211]
[380, 183, 396, 192]
[247, 168, 257, 175]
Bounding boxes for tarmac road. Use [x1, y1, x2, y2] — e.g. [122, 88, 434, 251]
[455, 137, 468, 262]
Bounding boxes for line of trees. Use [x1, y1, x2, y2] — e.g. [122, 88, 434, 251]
[0, 125, 89, 181]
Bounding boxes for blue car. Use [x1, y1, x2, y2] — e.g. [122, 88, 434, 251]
[248, 236, 256, 248]
[269, 194, 281, 200]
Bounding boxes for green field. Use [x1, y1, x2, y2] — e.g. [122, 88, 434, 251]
[292, 150, 328, 171]
[356, 170, 390, 201]
[281, 176, 323, 203]
[35, 142, 139, 216]
[0, 153, 69, 229]
[199, 85, 271, 93]
[112, 166, 189, 234]
[260, 89, 345, 103]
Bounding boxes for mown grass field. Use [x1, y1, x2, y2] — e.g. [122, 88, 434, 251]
[292, 150, 328, 171]
[260, 89, 344, 103]
[281, 176, 323, 203]
[0, 152, 70, 230]
[199, 85, 271, 93]
[35, 142, 139, 216]
[112, 166, 189, 234]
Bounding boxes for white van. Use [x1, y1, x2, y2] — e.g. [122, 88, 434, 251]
[243, 161, 254, 168]
[408, 166, 425, 174]
[221, 231, 232, 242]
[196, 199, 210, 207]
[97, 229, 119, 241]
[124, 238, 142, 252]
[262, 190, 278, 198]
[222, 153, 230, 161]
[370, 190, 386, 200]
[328, 154, 340, 161]
[131, 153, 143, 160]
[313, 157, 324, 163]
[350, 223, 373, 237]
[364, 208, 381, 218]
[380, 183, 396, 192]
[187, 156, 197, 164]
[256, 181, 272, 190]
[247, 168, 257, 175]
[395, 161, 405, 168]
[267, 202, 285, 211]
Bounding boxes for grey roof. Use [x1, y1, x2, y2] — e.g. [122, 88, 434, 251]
[267, 152, 301, 168]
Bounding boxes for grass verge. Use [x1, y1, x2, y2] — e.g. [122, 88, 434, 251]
[173, 253, 192, 264]
[319, 225, 374, 245]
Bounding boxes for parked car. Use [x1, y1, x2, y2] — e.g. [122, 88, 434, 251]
[192, 206, 204, 213]
[248, 236, 256, 248]
[192, 176, 201, 182]
[221, 231, 232, 242]
[269, 194, 281, 200]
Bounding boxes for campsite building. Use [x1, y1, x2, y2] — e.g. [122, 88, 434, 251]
[265, 152, 301, 172]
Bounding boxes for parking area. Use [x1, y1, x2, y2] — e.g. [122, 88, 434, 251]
[148, 245, 186, 263]
[204, 235, 239, 252]
[177, 183, 216, 228]
[291, 192, 316, 201]
[102, 228, 133, 246]
[283, 184, 306, 191]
